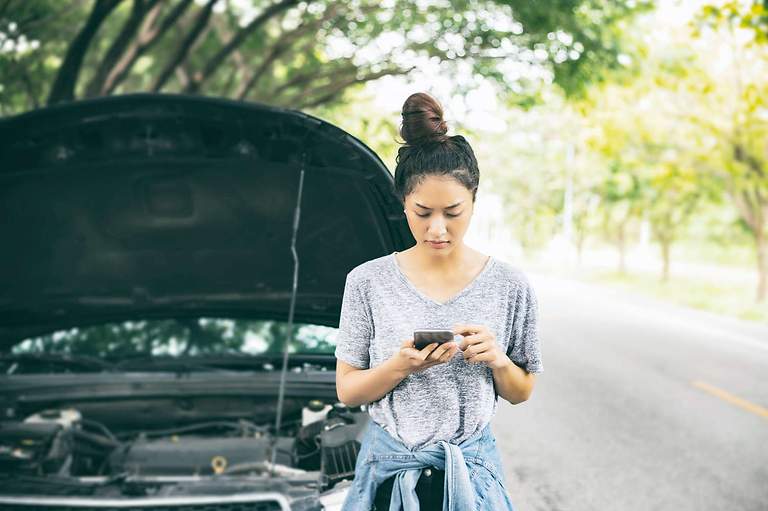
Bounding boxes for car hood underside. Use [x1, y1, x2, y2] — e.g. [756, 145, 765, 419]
[0, 94, 412, 348]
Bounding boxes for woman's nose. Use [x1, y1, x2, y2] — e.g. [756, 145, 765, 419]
[428, 219, 447, 236]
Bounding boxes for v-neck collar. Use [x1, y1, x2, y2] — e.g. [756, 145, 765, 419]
[390, 251, 495, 307]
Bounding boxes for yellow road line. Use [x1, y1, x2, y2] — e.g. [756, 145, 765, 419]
[692, 380, 768, 420]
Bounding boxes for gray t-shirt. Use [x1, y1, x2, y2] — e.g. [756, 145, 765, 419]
[333, 251, 544, 451]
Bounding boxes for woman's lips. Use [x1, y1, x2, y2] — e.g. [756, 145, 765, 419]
[428, 241, 449, 248]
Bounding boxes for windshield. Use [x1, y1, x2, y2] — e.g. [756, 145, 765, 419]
[8, 318, 339, 360]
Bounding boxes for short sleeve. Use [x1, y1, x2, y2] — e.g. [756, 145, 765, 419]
[506, 277, 544, 374]
[333, 271, 373, 369]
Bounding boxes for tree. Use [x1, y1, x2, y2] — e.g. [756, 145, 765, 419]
[684, 2, 768, 301]
[0, 0, 652, 116]
[581, 81, 649, 275]
[694, 0, 768, 44]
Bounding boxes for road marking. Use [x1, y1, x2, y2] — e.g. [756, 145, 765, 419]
[692, 380, 768, 420]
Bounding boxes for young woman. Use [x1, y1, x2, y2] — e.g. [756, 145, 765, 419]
[334, 92, 544, 510]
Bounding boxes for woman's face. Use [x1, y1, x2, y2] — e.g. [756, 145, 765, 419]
[403, 174, 474, 254]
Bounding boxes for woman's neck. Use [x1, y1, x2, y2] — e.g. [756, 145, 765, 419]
[406, 243, 475, 275]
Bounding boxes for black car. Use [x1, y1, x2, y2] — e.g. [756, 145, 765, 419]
[0, 94, 412, 510]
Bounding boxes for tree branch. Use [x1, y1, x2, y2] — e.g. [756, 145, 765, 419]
[295, 65, 416, 110]
[2, 1, 68, 32]
[733, 140, 766, 179]
[185, 0, 300, 93]
[85, 0, 160, 98]
[12, 57, 40, 109]
[151, 0, 217, 93]
[47, 0, 122, 105]
[0, 0, 12, 20]
[174, 65, 190, 89]
[236, 3, 342, 100]
[208, 13, 249, 95]
[734, 186, 758, 233]
[271, 60, 358, 97]
[103, 0, 193, 95]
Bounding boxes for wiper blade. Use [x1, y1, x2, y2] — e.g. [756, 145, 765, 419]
[109, 353, 325, 372]
[1, 353, 112, 374]
[111, 355, 235, 372]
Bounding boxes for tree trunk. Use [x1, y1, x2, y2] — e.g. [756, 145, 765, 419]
[84, 0, 159, 98]
[102, 0, 193, 95]
[47, 0, 121, 105]
[616, 223, 626, 275]
[660, 238, 671, 283]
[186, 0, 300, 93]
[151, 0, 217, 92]
[575, 232, 585, 266]
[756, 228, 767, 303]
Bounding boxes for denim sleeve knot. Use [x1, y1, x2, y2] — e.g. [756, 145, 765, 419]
[340, 420, 517, 511]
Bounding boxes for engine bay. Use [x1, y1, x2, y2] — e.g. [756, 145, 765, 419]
[0, 398, 369, 499]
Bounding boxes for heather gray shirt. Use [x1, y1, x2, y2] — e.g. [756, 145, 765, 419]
[333, 251, 544, 451]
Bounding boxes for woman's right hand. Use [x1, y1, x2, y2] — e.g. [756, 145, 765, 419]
[391, 338, 459, 375]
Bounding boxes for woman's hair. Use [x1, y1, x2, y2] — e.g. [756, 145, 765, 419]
[394, 92, 480, 205]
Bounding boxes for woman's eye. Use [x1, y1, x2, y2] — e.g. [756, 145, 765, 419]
[416, 212, 461, 218]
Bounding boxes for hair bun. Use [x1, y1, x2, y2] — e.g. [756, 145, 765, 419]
[399, 92, 449, 146]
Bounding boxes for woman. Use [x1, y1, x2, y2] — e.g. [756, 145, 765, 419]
[334, 91, 544, 510]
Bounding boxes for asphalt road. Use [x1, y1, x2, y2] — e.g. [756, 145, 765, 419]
[492, 273, 768, 511]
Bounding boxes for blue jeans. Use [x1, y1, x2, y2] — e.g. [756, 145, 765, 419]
[340, 419, 517, 510]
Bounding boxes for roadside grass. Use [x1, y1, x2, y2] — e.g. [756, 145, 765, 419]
[525, 260, 768, 324]
[583, 269, 768, 323]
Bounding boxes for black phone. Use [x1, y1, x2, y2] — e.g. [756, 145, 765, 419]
[413, 329, 456, 351]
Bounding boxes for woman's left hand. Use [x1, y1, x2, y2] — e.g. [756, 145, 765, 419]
[452, 323, 509, 370]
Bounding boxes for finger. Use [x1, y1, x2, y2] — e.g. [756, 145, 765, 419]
[419, 343, 439, 359]
[432, 341, 455, 354]
[452, 323, 485, 335]
[469, 351, 494, 364]
[463, 343, 479, 359]
[424, 346, 457, 367]
[418, 342, 438, 352]
[469, 345, 498, 363]
[423, 343, 449, 364]
[458, 333, 488, 350]
[439, 347, 456, 362]
[419, 357, 440, 369]
[464, 342, 490, 360]
[426, 344, 447, 361]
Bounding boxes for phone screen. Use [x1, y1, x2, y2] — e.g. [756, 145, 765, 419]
[413, 329, 455, 350]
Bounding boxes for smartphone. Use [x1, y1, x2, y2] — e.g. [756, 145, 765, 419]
[413, 329, 456, 351]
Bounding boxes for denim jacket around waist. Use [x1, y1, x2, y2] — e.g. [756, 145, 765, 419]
[340, 419, 517, 511]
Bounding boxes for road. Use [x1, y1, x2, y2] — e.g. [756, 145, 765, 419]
[493, 272, 768, 511]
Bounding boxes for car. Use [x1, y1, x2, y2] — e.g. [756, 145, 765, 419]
[0, 93, 413, 510]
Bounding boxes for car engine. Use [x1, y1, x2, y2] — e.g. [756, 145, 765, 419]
[0, 399, 369, 502]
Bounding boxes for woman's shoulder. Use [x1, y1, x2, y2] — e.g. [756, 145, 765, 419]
[345, 253, 393, 283]
[489, 257, 533, 289]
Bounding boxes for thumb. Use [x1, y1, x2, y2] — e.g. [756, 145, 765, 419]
[401, 338, 414, 348]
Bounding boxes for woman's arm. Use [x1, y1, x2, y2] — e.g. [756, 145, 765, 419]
[335, 358, 409, 408]
[336, 340, 458, 407]
[491, 359, 536, 404]
[453, 322, 537, 405]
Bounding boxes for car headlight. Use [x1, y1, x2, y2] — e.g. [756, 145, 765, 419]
[318, 480, 352, 510]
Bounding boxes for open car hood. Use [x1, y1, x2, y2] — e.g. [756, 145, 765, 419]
[0, 93, 412, 348]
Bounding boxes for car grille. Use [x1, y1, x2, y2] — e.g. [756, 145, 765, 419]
[0, 502, 284, 511]
[0, 496, 287, 511]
